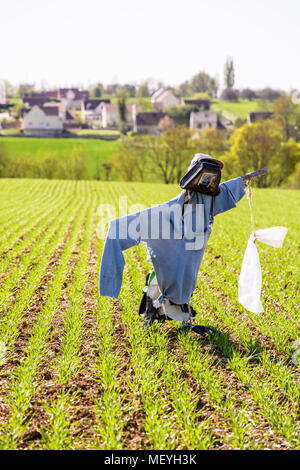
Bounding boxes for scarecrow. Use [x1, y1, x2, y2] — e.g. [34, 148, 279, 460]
[99, 153, 266, 334]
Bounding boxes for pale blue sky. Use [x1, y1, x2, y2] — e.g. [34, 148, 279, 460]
[2, 0, 300, 91]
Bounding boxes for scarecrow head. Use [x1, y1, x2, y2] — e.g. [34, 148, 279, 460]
[180, 153, 224, 196]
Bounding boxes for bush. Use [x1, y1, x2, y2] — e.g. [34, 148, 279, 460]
[0, 144, 9, 176]
[284, 161, 300, 188]
[240, 88, 257, 100]
[257, 88, 281, 101]
[166, 105, 197, 126]
[0, 148, 86, 180]
[220, 88, 239, 101]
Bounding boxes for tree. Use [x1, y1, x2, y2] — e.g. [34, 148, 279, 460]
[13, 101, 25, 119]
[0, 143, 9, 176]
[191, 127, 229, 157]
[191, 92, 210, 101]
[16, 83, 36, 98]
[257, 88, 281, 101]
[123, 84, 136, 97]
[271, 139, 300, 186]
[273, 94, 299, 140]
[166, 105, 197, 126]
[105, 83, 120, 95]
[158, 115, 176, 132]
[285, 160, 300, 189]
[189, 72, 218, 97]
[101, 162, 113, 181]
[110, 127, 194, 184]
[91, 83, 104, 98]
[109, 150, 138, 181]
[136, 98, 154, 112]
[224, 57, 235, 88]
[223, 120, 283, 186]
[161, 126, 193, 183]
[234, 117, 246, 128]
[136, 81, 150, 98]
[240, 88, 257, 100]
[117, 88, 128, 134]
[0, 80, 16, 99]
[220, 88, 239, 101]
[178, 80, 190, 97]
[109, 135, 150, 182]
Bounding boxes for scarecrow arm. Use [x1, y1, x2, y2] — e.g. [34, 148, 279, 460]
[242, 168, 267, 182]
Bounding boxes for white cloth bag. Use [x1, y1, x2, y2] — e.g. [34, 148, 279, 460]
[238, 227, 288, 314]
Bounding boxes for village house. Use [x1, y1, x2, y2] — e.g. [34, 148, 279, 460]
[43, 101, 77, 128]
[100, 102, 139, 129]
[99, 102, 119, 128]
[58, 88, 89, 108]
[22, 105, 64, 134]
[189, 111, 218, 130]
[247, 112, 273, 124]
[126, 103, 139, 128]
[0, 99, 15, 122]
[81, 99, 111, 126]
[151, 87, 180, 111]
[134, 112, 166, 134]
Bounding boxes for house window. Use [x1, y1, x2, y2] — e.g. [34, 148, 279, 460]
[197, 123, 202, 128]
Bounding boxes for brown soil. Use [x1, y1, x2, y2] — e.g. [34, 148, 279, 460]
[0, 213, 296, 450]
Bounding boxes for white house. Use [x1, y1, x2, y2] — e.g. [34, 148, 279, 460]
[134, 112, 166, 134]
[189, 111, 218, 130]
[81, 99, 110, 126]
[22, 105, 63, 134]
[100, 102, 119, 128]
[43, 101, 77, 128]
[125, 103, 139, 127]
[100, 102, 139, 129]
[151, 88, 180, 111]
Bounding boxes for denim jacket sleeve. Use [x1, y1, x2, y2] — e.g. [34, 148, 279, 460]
[99, 215, 140, 298]
[213, 177, 246, 217]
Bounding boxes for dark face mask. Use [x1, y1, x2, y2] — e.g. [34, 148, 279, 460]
[180, 161, 222, 196]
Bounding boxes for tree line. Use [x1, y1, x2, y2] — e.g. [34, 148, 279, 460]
[1, 56, 291, 103]
[105, 94, 300, 189]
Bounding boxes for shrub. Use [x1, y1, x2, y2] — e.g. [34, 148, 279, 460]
[220, 88, 239, 101]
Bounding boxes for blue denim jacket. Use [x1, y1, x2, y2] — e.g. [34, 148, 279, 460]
[99, 177, 245, 304]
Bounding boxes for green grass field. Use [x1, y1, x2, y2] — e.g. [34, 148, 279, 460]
[211, 98, 273, 120]
[75, 129, 120, 136]
[1, 137, 119, 179]
[0, 179, 298, 450]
